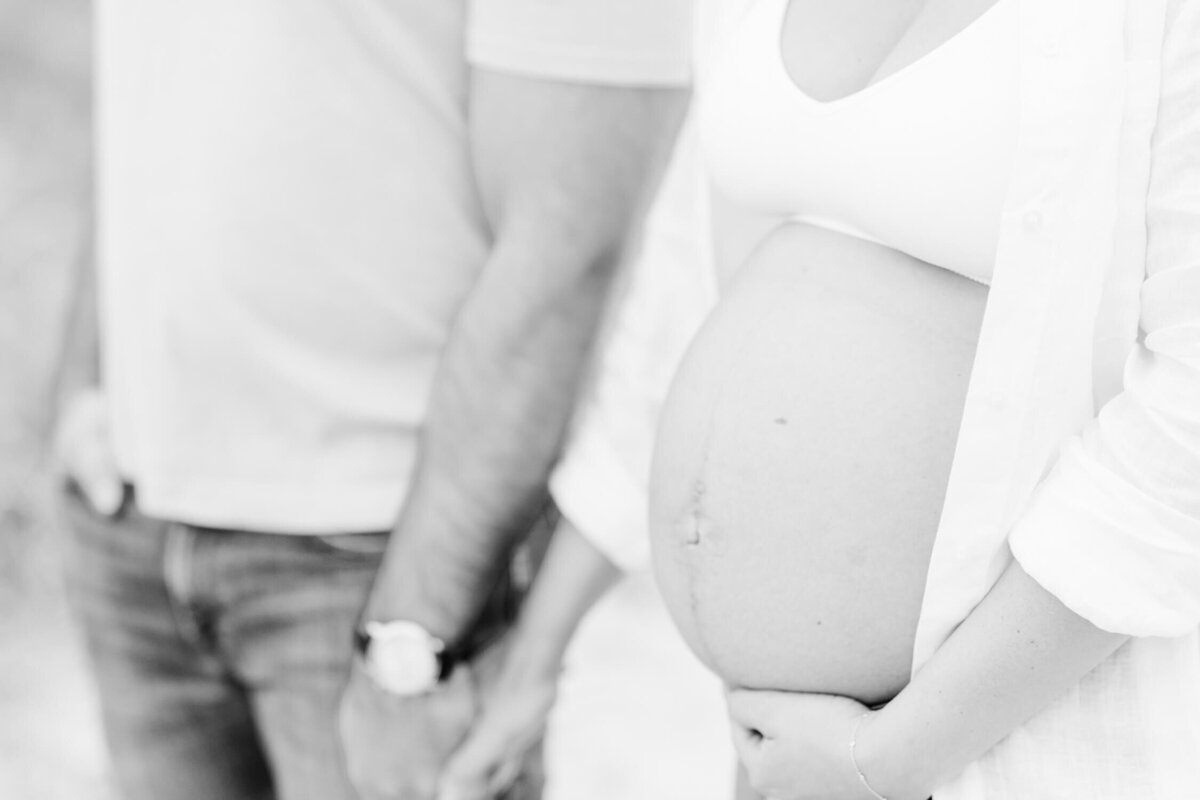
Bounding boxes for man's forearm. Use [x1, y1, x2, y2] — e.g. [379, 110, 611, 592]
[364, 246, 621, 637]
[363, 74, 689, 644]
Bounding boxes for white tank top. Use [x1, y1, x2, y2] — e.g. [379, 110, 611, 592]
[698, 0, 1020, 285]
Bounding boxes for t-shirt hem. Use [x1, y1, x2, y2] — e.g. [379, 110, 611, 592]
[467, 37, 691, 87]
[132, 479, 406, 535]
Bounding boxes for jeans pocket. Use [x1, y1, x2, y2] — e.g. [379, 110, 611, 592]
[55, 481, 160, 617]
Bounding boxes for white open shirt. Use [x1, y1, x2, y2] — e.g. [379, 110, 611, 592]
[552, 0, 1200, 795]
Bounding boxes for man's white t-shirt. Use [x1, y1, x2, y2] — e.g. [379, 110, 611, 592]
[96, 0, 690, 532]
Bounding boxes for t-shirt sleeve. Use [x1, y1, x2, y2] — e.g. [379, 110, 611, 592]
[466, 0, 692, 86]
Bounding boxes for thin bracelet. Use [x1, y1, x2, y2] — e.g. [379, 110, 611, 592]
[849, 712, 891, 800]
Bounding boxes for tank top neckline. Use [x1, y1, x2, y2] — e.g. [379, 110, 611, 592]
[775, 0, 1013, 113]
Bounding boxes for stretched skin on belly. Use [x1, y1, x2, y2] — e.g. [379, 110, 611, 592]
[649, 224, 986, 705]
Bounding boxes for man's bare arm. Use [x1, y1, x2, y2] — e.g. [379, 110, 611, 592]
[362, 71, 688, 641]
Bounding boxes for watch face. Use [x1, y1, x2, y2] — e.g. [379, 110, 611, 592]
[364, 621, 443, 696]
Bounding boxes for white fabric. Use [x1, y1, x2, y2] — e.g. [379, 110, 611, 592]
[698, 0, 1019, 285]
[554, 0, 1200, 795]
[550, 119, 717, 571]
[467, 0, 692, 86]
[920, 2, 1200, 795]
[544, 571, 732, 800]
[95, 0, 690, 533]
[549, 0, 734, 572]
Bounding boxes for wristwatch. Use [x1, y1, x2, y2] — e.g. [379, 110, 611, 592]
[353, 620, 458, 696]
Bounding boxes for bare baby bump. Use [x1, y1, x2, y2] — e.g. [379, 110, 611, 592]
[649, 224, 987, 706]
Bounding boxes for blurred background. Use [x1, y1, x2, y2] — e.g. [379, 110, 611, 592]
[0, 4, 731, 799]
[0, 1, 114, 799]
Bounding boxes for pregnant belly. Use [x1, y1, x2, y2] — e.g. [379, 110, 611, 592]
[649, 223, 987, 705]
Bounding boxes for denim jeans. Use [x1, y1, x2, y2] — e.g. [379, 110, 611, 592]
[59, 483, 391, 800]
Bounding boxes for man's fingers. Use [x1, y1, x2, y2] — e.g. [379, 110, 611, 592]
[438, 721, 508, 800]
[56, 400, 123, 516]
[73, 447, 124, 515]
[340, 662, 475, 800]
[438, 752, 489, 800]
[486, 756, 522, 797]
[437, 775, 489, 800]
[438, 759, 491, 800]
[63, 421, 123, 515]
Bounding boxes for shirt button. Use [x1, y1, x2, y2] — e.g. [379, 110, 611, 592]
[1041, 38, 1061, 58]
[1022, 211, 1044, 234]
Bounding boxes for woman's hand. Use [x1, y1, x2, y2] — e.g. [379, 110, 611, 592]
[436, 644, 558, 800]
[435, 517, 621, 799]
[340, 657, 479, 800]
[726, 688, 887, 800]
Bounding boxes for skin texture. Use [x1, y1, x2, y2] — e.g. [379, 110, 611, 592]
[728, 563, 1127, 800]
[339, 69, 688, 800]
[779, 0, 1001, 104]
[649, 222, 987, 705]
[437, 521, 621, 800]
[664, 228, 1125, 800]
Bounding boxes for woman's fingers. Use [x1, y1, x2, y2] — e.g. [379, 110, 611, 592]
[438, 642, 557, 800]
[727, 690, 879, 800]
[730, 719, 765, 764]
[438, 696, 539, 800]
[728, 689, 776, 789]
[726, 688, 788, 739]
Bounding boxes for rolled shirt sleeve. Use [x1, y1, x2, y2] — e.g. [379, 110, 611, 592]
[1009, 0, 1200, 637]
[550, 404, 658, 573]
[550, 124, 716, 571]
[466, 0, 692, 86]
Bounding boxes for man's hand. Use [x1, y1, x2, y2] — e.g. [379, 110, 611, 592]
[340, 660, 479, 800]
[340, 633, 540, 800]
[53, 387, 123, 515]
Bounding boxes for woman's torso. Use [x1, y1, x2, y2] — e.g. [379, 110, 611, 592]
[649, 0, 1017, 704]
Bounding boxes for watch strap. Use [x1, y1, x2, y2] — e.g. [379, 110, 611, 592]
[354, 556, 525, 683]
